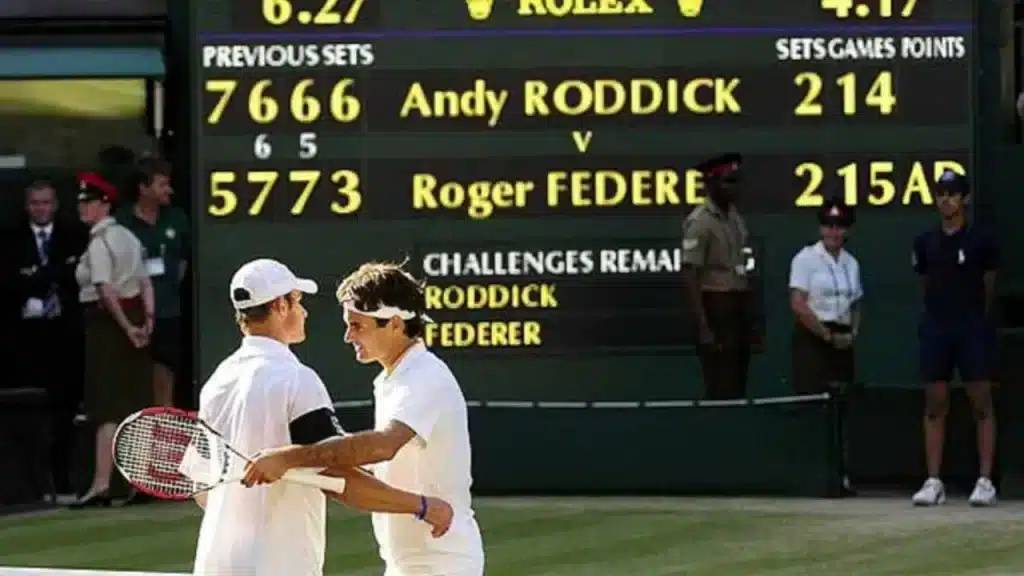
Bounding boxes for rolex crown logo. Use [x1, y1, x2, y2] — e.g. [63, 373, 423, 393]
[677, 0, 703, 17]
[466, 0, 494, 20]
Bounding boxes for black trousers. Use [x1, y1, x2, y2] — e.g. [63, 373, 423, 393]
[697, 292, 751, 400]
[18, 316, 84, 494]
[791, 322, 855, 395]
[792, 321, 855, 484]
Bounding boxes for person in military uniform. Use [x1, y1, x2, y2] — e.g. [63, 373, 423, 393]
[681, 153, 754, 400]
[71, 172, 155, 509]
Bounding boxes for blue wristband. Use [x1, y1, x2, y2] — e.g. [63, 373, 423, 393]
[416, 495, 428, 520]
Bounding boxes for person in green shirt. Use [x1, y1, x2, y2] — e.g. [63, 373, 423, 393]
[116, 157, 189, 407]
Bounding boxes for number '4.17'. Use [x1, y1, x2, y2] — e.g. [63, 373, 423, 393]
[821, 0, 918, 18]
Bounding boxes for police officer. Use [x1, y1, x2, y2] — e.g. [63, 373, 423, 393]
[910, 171, 999, 507]
[682, 153, 754, 400]
[789, 198, 862, 395]
[789, 197, 862, 495]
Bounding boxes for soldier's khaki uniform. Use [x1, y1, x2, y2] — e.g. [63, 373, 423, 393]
[682, 201, 752, 400]
[76, 217, 152, 425]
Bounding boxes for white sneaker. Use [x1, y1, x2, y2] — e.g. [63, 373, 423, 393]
[912, 478, 946, 506]
[968, 477, 998, 507]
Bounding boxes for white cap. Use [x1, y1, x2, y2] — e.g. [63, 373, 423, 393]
[229, 259, 318, 310]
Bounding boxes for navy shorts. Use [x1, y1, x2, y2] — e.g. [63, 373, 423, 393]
[918, 315, 996, 383]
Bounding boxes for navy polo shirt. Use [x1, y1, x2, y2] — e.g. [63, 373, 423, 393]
[912, 225, 997, 320]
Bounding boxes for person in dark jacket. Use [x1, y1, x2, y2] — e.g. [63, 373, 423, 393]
[6, 181, 88, 498]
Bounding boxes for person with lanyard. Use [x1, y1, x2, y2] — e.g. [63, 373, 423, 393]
[71, 172, 155, 508]
[788, 197, 862, 495]
[116, 157, 188, 408]
[911, 170, 999, 507]
[682, 153, 756, 400]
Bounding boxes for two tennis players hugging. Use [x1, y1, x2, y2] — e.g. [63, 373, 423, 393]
[193, 258, 484, 576]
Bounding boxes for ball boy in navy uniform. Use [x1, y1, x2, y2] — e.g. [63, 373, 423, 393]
[910, 171, 999, 507]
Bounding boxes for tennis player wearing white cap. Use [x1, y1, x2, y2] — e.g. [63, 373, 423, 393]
[193, 258, 453, 576]
[244, 260, 484, 576]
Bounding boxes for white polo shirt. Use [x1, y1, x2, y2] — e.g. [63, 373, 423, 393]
[789, 241, 864, 325]
[193, 336, 339, 576]
[371, 342, 484, 573]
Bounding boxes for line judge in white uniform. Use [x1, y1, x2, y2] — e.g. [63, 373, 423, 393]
[244, 261, 485, 576]
[194, 259, 453, 576]
[788, 198, 862, 494]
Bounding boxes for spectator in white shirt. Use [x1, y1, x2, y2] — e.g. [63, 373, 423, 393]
[193, 259, 453, 576]
[244, 260, 485, 576]
[789, 198, 862, 494]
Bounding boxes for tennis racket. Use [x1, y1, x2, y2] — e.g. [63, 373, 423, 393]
[113, 406, 347, 500]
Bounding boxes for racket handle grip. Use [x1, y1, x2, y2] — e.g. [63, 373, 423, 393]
[282, 468, 347, 494]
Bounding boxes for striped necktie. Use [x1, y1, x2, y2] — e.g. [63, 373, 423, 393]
[37, 230, 60, 318]
[37, 230, 49, 265]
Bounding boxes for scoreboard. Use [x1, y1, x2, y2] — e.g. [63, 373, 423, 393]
[191, 0, 973, 360]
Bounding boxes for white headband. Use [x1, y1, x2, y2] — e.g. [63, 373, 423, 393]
[342, 301, 434, 323]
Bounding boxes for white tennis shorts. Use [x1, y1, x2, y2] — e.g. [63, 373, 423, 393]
[384, 554, 484, 576]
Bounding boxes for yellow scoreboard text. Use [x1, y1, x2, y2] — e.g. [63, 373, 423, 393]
[201, 70, 902, 130]
[425, 320, 543, 348]
[411, 159, 965, 220]
[261, 0, 366, 25]
[205, 78, 361, 125]
[516, 0, 654, 16]
[207, 170, 362, 217]
[423, 283, 557, 348]
[398, 70, 896, 126]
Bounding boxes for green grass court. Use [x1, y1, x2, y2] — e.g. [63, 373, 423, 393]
[1, 497, 1023, 575]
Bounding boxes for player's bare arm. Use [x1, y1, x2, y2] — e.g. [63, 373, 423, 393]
[305, 420, 416, 468]
[242, 420, 416, 485]
[790, 288, 831, 341]
[193, 492, 207, 509]
[324, 466, 453, 537]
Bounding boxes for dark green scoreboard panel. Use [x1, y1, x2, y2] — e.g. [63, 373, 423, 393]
[191, 0, 974, 404]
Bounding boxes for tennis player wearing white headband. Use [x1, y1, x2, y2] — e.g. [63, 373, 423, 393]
[197, 259, 454, 576]
[244, 260, 484, 576]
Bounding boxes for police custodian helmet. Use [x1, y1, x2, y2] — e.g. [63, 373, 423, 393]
[817, 196, 855, 227]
